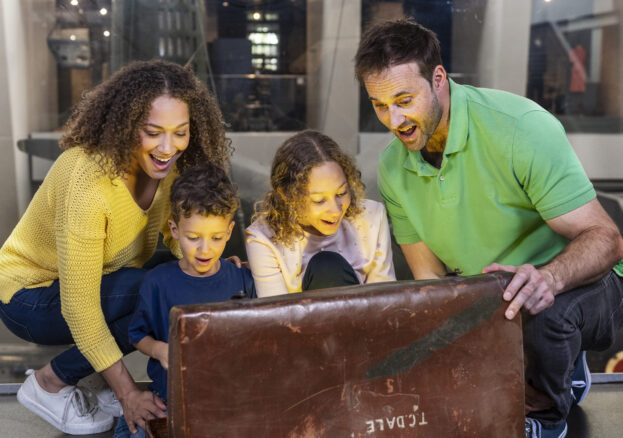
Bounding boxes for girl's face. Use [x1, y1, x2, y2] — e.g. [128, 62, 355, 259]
[135, 95, 190, 180]
[298, 161, 351, 236]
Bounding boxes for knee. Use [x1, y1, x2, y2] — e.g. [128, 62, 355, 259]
[522, 303, 578, 350]
[307, 251, 351, 272]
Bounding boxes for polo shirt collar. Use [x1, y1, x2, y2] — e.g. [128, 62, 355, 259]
[403, 78, 469, 176]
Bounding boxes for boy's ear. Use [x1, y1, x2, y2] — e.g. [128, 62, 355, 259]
[168, 219, 179, 239]
[225, 220, 235, 241]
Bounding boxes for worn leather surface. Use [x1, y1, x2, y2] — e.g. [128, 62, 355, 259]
[166, 272, 523, 437]
[146, 417, 168, 438]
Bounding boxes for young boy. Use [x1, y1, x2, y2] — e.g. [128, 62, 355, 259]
[113, 163, 256, 437]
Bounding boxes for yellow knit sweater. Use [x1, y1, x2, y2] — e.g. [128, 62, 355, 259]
[0, 147, 177, 372]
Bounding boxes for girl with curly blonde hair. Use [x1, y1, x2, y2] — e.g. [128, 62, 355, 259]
[246, 130, 395, 297]
[0, 60, 229, 435]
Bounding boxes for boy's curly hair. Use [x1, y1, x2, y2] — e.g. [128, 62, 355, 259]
[60, 59, 231, 177]
[170, 162, 239, 223]
[253, 130, 365, 246]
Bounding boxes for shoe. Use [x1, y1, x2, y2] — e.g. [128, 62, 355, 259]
[79, 372, 123, 417]
[570, 350, 591, 405]
[95, 387, 123, 417]
[525, 418, 567, 438]
[17, 369, 114, 435]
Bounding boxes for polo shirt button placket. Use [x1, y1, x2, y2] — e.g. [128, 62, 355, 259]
[440, 175, 445, 181]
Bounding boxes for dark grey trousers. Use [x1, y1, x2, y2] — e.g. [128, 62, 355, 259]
[524, 270, 623, 427]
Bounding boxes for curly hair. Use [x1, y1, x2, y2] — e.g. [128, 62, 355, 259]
[170, 162, 239, 223]
[253, 130, 365, 246]
[355, 19, 442, 85]
[60, 59, 231, 178]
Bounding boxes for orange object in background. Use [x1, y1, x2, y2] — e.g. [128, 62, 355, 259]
[569, 44, 587, 93]
[605, 352, 623, 373]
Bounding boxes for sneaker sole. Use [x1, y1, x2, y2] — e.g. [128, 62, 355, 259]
[17, 385, 114, 435]
[558, 422, 568, 438]
[572, 351, 592, 405]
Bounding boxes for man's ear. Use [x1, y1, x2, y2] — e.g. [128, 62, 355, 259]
[168, 219, 179, 239]
[432, 65, 447, 91]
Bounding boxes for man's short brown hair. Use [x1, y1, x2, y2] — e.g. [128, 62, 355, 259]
[355, 19, 442, 84]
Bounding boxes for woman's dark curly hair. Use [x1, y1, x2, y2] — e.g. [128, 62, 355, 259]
[253, 130, 365, 246]
[170, 162, 239, 223]
[60, 59, 231, 177]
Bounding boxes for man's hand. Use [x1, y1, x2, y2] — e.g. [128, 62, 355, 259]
[119, 389, 167, 434]
[153, 341, 169, 370]
[483, 263, 557, 320]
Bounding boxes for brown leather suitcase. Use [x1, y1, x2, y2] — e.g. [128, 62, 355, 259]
[165, 272, 523, 437]
[146, 417, 168, 438]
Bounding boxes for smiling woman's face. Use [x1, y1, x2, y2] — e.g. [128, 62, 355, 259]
[134, 94, 190, 180]
[298, 161, 351, 236]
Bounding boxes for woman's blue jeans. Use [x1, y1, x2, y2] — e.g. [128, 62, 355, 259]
[0, 267, 146, 385]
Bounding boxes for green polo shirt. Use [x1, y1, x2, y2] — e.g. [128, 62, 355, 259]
[378, 79, 604, 276]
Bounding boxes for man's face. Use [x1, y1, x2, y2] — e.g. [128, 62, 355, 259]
[364, 62, 443, 152]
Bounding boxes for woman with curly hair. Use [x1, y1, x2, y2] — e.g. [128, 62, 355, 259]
[246, 130, 395, 297]
[0, 60, 230, 435]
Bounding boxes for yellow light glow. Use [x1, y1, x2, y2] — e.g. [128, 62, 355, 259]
[252, 12, 261, 20]
[70, 0, 78, 5]
[99, 8, 108, 15]
[103, 30, 110, 37]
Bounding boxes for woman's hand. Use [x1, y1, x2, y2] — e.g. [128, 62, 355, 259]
[225, 255, 249, 269]
[120, 389, 167, 434]
[101, 360, 166, 434]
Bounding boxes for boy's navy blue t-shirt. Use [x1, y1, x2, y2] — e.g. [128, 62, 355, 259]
[128, 259, 256, 402]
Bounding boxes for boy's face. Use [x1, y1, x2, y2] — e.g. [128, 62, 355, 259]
[169, 213, 235, 277]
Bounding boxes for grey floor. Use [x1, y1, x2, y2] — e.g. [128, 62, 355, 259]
[0, 324, 148, 437]
[567, 381, 623, 438]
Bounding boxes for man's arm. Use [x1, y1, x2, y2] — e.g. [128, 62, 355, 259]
[400, 241, 447, 280]
[484, 198, 623, 319]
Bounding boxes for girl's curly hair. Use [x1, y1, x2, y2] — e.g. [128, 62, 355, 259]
[253, 130, 365, 246]
[60, 59, 231, 177]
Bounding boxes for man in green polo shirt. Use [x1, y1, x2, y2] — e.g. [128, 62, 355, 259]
[355, 19, 623, 438]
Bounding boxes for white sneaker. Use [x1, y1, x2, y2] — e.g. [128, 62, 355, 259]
[95, 387, 123, 417]
[17, 369, 114, 435]
[78, 372, 123, 417]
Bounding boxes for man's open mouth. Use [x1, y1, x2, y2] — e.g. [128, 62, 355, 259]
[397, 125, 417, 137]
